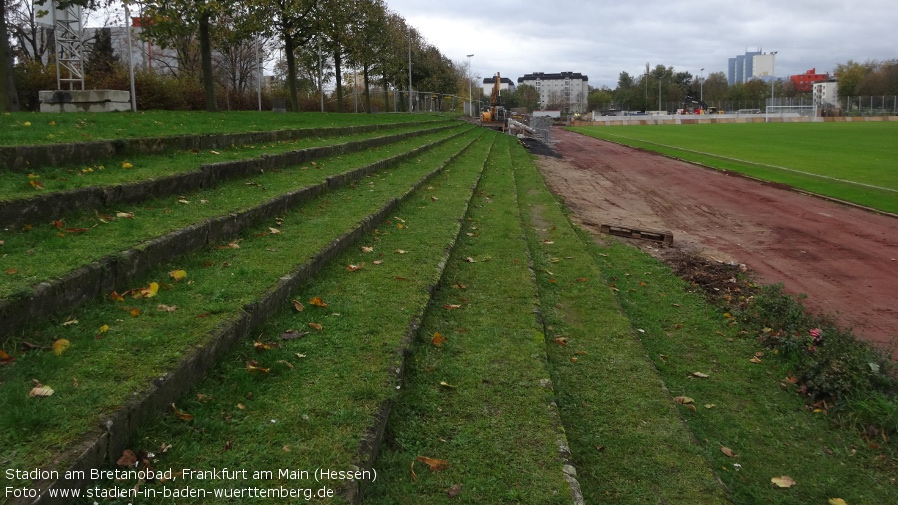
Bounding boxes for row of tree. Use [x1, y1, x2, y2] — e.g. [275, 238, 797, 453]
[1, 0, 470, 112]
[496, 60, 898, 115]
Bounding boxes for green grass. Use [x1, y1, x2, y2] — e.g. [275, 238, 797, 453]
[589, 241, 898, 504]
[70, 129, 493, 505]
[512, 146, 728, 503]
[0, 123, 452, 199]
[366, 135, 572, 503]
[0, 111, 448, 145]
[568, 122, 898, 214]
[0, 126, 468, 299]
[0, 129, 482, 484]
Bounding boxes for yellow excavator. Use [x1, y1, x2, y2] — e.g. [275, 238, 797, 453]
[480, 72, 508, 130]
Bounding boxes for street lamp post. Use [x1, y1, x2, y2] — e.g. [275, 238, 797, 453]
[767, 51, 777, 122]
[700, 67, 704, 101]
[467, 54, 474, 116]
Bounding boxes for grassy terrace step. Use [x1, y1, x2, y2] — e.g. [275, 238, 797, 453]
[365, 135, 577, 503]
[63, 130, 495, 505]
[0, 122, 460, 226]
[511, 147, 727, 503]
[1, 129, 484, 503]
[0, 113, 452, 170]
[0, 125, 472, 336]
[590, 243, 898, 504]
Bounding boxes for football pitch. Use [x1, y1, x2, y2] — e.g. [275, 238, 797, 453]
[568, 122, 898, 215]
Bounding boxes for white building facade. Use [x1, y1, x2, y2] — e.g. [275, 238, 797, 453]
[517, 72, 588, 113]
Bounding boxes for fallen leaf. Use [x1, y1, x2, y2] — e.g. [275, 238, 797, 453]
[372, 260, 383, 265]
[293, 300, 304, 312]
[52, 339, 71, 356]
[410, 461, 418, 482]
[110, 291, 125, 302]
[168, 269, 187, 281]
[29, 179, 45, 189]
[452, 282, 467, 289]
[246, 364, 270, 373]
[121, 161, 133, 169]
[116, 211, 134, 219]
[828, 499, 848, 505]
[196, 393, 212, 402]
[673, 396, 695, 404]
[269, 227, 281, 235]
[553, 336, 569, 346]
[347, 264, 363, 272]
[750, 356, 763, 364]
[157, 304, 177, 313]
[361, 246, 374, 253]
[432, 332, 447, 347]
[416, 456, 449, 472]
[395, 249, 408, 254]
[29, 385, 54, 397]
[439, 381, 456, 388]
[5, 268, 18, 275]
[465, 257, 475, 263]
[117, 450, 138, 467]
[721, 446, 736, 458]
[308, 296, 328, 307]
[135, 282, 159, 299]
[771, 475, 796, 488]
[64, 227, 90, 233]
[447, 483, 463, 498]
[130, 308, 141, 317]
[691, 371, 710, 378]
[443, 304, 462, 310]
[308, 322, 323, 332]
[277, 360, 294, 369]
[705, 404, 716, 409]
[171, 403, 194, 421]
[0, 350, 15, 365]
[98, 324, 110, 334]
[280, 329, 308, 340]
[237, 403, 246, 410]
[254, 342, 271, 351]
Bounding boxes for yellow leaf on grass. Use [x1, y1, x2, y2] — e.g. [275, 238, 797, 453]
[171, 403, 194, 421]
[432, 332, 447, 347]
[52, 338, 71, 356]
[246, 364, 270, 373]
[308, 322, 323, 332]
[169, 269, 187, 281]
[98, 324, 110, 334]
[361, 246, 374, 253]
[828, 499, 848, 505]
[308, 296, 328, 307]
[771, 475, 796, 488]
[416, 456, 449, 472]
[134, 282, 159, 299]
[121, 161, 133, 169]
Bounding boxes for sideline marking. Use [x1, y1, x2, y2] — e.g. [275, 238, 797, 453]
[600, 132, 898, 194]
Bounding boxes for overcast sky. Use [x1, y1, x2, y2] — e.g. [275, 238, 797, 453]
[384, 0, 898, 89]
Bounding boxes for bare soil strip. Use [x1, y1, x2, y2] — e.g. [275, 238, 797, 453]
[538, 128, 898, 356]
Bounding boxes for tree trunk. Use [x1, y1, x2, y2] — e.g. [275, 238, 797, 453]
[382, 69, 389, 110]
[0, 0, 21, 112]
[363, 63, 371, 113]
[334, 50, 343, 112]
[198, 12, 217, 112]
[284, 33, 299, 112]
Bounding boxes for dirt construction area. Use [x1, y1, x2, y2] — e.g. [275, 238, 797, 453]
[536, 127, 898, 357]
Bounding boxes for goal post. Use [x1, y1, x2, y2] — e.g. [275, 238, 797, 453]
[765, 105, 817, 118]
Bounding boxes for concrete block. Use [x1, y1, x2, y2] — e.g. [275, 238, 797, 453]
[39, 90, 131, 113]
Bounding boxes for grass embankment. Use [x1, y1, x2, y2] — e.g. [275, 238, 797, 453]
[568, 122, 898, 215]
[366, 135, 573, 503]
[74, 129, 495, 504]
[0, 122, 454, 199]
[0, 125, 468, 299]
[0, 126, 479, 488]
[0, 111, 446, 145]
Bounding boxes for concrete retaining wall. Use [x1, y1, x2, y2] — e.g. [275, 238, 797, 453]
[572, 115, 898, 127]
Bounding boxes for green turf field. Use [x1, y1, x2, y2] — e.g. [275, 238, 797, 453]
[568, 122, 898, 215]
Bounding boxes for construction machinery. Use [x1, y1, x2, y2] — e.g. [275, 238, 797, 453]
[680, 91, 710, 114]
[480, 72, 508, 130]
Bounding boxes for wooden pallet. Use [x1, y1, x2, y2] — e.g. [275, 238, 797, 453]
[600, 223, 673, 245]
